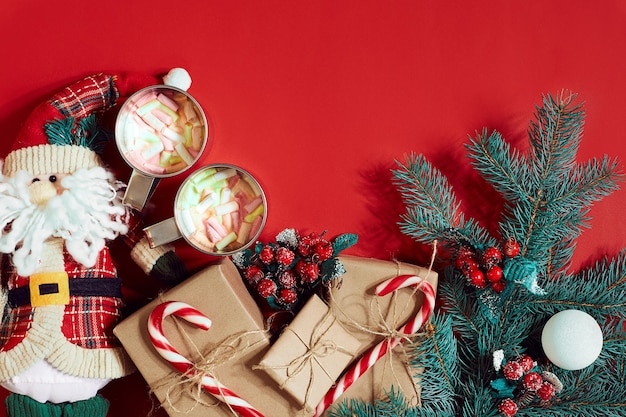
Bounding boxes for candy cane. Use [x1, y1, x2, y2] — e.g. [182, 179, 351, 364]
[148, 301, 265, 417]
[314, 275, 435, 416]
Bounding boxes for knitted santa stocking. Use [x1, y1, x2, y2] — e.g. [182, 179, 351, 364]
[5, 394, 108, 417]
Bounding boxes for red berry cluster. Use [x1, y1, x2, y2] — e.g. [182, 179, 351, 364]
[497, 354, 560, 416]
[454, 237, 520, 293]
[235, 230, 343, 311]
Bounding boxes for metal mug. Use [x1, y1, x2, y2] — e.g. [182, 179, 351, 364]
[143, 164, 267, 256]
[115, 84, 209, 211]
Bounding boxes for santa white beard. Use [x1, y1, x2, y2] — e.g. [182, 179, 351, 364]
[0, 166, 129, 277]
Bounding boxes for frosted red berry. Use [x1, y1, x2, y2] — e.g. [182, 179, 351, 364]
[537, 382, 556, 401]
[297, 260, 320, 283]
[313, 240, 333, 261]
[244, 265, 264, 283]
[482, 246, 502, 267]
[503, 361, 524, 380]
[458, 257, 479, 274]
[497, 398, 518, 417]
[298, 234, 316, 256]
[503, 238, 521, 258]
[457, 246, 475, 259]
[278, 288, 297, 305]
[278, 270, 297, 288]
[469, 270, 487, 288]
[491, 279, 506, 293]
[517, 354, 534, 373]
[275, 247, 295, 266]
[257, 278, 277, 298]
[522, 372, 543, 391]
[259, 245, 274, 264]
[486, 265, 504, 282]
[455, 252, 473, 269]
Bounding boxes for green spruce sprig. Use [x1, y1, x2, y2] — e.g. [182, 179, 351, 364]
[353, 92, 626, 417]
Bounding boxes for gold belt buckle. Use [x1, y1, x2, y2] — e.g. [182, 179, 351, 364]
[28, 272, 70, 307]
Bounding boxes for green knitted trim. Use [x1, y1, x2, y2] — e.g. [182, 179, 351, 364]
[6, 394, 109, 417]
[61, 395, 109, 417]
[150, 251, 189, 285]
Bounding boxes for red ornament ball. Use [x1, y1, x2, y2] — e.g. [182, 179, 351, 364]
[522, 372, 543, 391]
[491, 279, 506, 294]
[486, 265, 504, 282]
[275, 247, 295, 266]
[517, 354, 535, 373]
[244, 265, 264, 284]
[257, 278, 277, 298]
[503, 238, 521, 258]
[296, 260, 320, 284]
[313, 240, 333, 261]
[497, 398, 518, 417]
[537, 382, 556, 401]
[259, 245, 275, 264]
[482, 246, 502, 267]
[278, 288, 298, 305]
[469, 270, 487, 288]
[503, 361, 524, 380]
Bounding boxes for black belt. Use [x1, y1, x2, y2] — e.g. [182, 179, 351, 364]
[8, 277, 123, 308]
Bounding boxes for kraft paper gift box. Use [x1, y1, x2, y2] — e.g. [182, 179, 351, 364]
[323, 255, 439, 410]
[114, 259, 305, 417]
[256, 294, 361, 413]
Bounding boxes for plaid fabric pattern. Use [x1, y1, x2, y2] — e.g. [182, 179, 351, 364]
[0, 247, 124, 352]
[49, 73, 119, 119]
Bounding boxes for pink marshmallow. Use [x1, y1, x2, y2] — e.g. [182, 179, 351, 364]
[206, 216, 227, 237]
[250, 215, 263, 238]
[244, 196, 263, 214]
[157, 93, 180, 111]
[151, 107, 173, 125]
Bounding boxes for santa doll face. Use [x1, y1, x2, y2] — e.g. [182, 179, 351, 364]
[28, 173, 68, 205]
[0, 165, 129, 276]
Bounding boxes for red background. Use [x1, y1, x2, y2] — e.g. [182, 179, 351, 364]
[1, 1, 626, 416]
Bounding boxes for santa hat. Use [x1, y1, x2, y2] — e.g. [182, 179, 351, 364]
[2, 68, 191, 177]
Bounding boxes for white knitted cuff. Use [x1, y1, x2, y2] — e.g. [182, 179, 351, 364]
[130, 237, 173, 275]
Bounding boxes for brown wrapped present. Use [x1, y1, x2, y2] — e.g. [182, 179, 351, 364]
[324, 255, 438, 411]
[256, 294, 361, 412]
[114, 259, 305, 417]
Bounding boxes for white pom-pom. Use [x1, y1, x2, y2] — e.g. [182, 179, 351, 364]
[493, 349, 505, 371]
[163, 68, 192, 91]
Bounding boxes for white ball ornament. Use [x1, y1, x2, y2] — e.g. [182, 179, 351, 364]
[541, 309, 603, 370]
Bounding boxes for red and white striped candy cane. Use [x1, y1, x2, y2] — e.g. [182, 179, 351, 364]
[148, 301, 265, 417]
[314, 275, 435, 416]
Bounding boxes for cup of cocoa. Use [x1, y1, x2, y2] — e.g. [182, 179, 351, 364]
[143, 164, 267, 256]
[115, 85, 209, 211]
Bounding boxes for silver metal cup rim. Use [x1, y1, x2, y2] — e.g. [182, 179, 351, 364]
[173, 163, 267, 256]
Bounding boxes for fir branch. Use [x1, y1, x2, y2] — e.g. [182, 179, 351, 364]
[411, 315, 460, 415]
[528, 92, 585, 188]
[466, 128, 532, 202]
[390, 92, 625, 417]
[550, 156, 623, 210]
[328, 399, 376, 417]
[393, 153, 494, 247]
[517, 403, 626, 417]
[459, 378, 500, 417]
[522, 251, 626, 319]
[437, 268, 481, 340]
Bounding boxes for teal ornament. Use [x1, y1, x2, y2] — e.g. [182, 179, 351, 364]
[502, 257, 546, 295]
